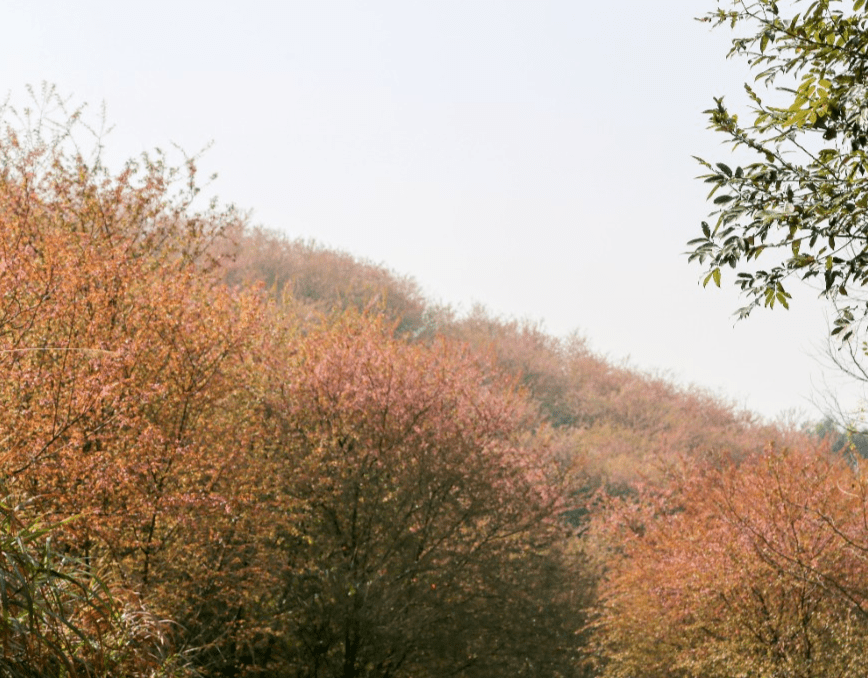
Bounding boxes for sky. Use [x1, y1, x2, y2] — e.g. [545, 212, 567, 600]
[3, 1, 864, 423]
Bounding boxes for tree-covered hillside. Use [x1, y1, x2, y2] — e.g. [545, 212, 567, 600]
[230, 226, 801, 486]
[0, 85, 846, 678]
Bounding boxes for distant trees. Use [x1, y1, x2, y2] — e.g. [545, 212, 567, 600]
[224, 226, 428, 335]
[436, 307, 783, 487]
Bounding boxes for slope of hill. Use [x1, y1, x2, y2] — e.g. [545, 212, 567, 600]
[223, 226, 428, 335]
[0, 93, 833, 677]
[227, 226, 801, 489]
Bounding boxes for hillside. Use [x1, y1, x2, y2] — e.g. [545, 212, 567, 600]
[0, 101, 832, 677]
[227, 226, 803, 488]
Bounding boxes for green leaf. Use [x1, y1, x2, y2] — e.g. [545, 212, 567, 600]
[690, 2, 868, 337]
[702, 268, 722, 288]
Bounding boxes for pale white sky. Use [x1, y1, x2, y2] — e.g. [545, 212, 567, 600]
[4, 1, 862, 422]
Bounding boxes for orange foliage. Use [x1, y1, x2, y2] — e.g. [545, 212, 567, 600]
[591, 445, 868, 678]
[0, 97, 268, 674]
[223, 226, 427, 334]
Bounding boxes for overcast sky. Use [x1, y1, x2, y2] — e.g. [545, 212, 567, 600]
[4, 1, 862, 422]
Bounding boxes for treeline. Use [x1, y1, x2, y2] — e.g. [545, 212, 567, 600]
[0, 95, 857, 678]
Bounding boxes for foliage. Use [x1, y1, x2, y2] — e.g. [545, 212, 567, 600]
[689, 0, 868, 338]
[0, 498, 185, 678]
[0, 82, 820, 678]
[591, 444, 868, 678]
[0, 85, 265, 674]
[240, 311, 586, 677]
[813, 414, 868, 458]
[434, 306, 790, 487]
[223, 226, 427, 335]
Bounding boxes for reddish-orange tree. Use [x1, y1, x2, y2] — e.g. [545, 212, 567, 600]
[243, 311, 583, 678]
[0, 87, 269, 672]
[591, 445, 868, 678]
